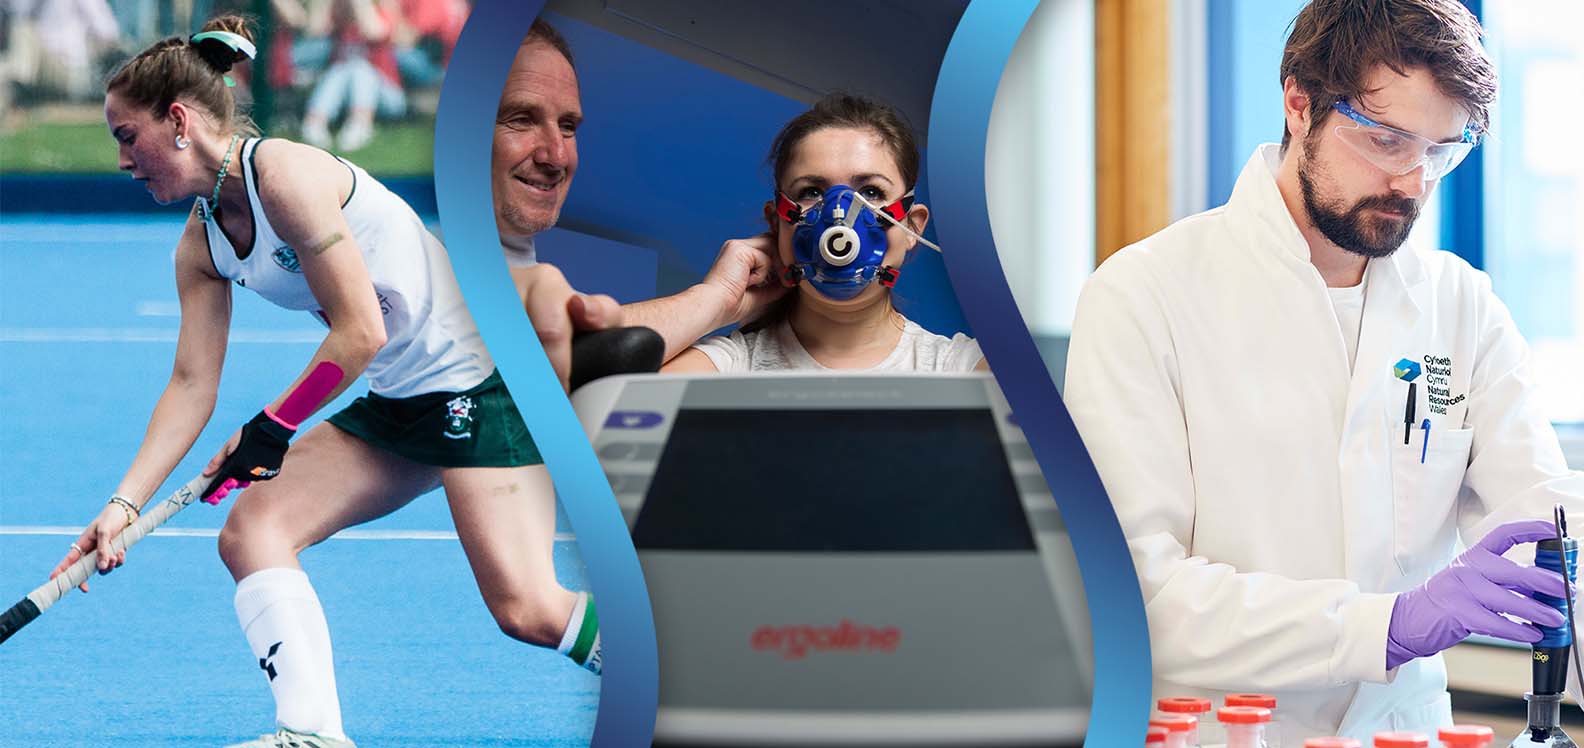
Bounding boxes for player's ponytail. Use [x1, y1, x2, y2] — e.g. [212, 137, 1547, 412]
[190, 15, 256, 77]
[106, 14, 260, 136]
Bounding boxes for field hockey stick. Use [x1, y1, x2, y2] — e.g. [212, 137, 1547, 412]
[0, 361, 344, 645]
[0, 472, 214, 644]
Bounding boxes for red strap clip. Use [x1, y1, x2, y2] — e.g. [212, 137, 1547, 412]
[780, 265, 804, 287]
[877, 266, 900, 288]
[775, 193, 803, 224]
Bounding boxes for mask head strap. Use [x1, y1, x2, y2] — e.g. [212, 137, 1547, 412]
[877, 266, 900, 288]
[781, 263, 897, 291]
[774, 190, 914, 225]
[775, 192, 803, 224]
[878, 192, 913, 223]
[779, 264, 804, 287]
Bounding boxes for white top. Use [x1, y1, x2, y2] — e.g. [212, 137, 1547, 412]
[502, 233, 538, 268]
[204, 138, 493, 397]
[1327, 269, 1367, 371]
[1064, 143, 1583, 743]
[692, 317, 983, 373]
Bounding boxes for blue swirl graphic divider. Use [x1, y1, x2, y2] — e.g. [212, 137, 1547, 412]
[433, 2, 658, 745]
[927, 2, 1152, 744]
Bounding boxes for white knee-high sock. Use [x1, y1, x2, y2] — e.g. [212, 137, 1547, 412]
[234, 568, 347, 740]
[556, 591, 601, 675]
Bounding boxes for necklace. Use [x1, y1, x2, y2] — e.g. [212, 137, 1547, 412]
[198, 133, 242, 223]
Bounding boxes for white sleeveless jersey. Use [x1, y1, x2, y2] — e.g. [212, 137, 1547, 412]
[204, 138, 493, 398]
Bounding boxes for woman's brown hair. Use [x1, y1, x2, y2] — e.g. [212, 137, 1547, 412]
[106, 14, 260, 136]
[767, 92, 921, 194]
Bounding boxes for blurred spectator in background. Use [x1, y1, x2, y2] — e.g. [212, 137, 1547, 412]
[265, 0, 331, 90]
[299, 0, 401, 152]
[107, 0, 154, 46]
[392, 0, 463, 88]
[0, 0, 465, 150]
[4, 0, 120, 102]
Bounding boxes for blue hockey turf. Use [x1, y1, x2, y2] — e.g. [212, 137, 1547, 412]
[0, 215, 598, 748]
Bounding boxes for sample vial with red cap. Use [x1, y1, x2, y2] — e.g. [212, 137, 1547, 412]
[1226, 694, 1279, 748]
[1374, 732, 1430, 748]
[1304, 738, 1360, 748]
[1436, 726, 1493, 748]
[1149, 726, 1170, 748]
[1151, 714, 1199, 748]
[1160, 697, 1216, 747]
[1218, 706, 1271, 748]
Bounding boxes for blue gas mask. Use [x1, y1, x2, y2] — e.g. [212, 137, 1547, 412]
[775, 185, 936, 301]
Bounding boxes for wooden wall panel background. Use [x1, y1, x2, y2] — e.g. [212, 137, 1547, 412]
[1095, 0, 1171, 266]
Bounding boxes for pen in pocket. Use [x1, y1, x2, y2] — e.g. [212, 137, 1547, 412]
[1419, 418, 1431, 464]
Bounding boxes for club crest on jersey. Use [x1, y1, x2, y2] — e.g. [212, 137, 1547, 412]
[272, 246, 303, 273]
[444, 396, 475, 440]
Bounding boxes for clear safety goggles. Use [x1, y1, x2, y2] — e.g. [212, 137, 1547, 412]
[1331, 100, 1478, 182]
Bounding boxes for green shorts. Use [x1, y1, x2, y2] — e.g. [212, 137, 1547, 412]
[327, 369, 543, 468]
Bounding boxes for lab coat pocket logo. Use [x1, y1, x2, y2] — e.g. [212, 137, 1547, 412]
[1421, 355, 1465, 415]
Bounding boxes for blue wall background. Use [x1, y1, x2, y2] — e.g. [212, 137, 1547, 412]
[1206, 0, 1305, 207]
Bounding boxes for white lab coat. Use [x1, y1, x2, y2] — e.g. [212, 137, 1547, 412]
[1064, 144, 1584, 744]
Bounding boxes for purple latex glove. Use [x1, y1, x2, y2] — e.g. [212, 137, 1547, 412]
[1387, 520, 1570, 670]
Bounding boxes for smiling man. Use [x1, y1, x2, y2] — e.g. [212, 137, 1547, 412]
[493, 20, 596, 360]
[1064, 0, 1584, 741]
[494, 22, 579, 267]
[493, 20, 785, 391]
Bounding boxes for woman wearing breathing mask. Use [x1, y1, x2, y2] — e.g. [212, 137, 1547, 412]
[663, 93, 985, 373]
